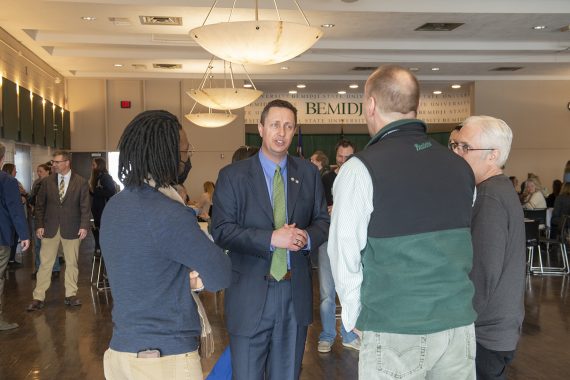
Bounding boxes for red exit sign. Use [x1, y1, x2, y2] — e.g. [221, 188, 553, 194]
[120, 100, 131, 109]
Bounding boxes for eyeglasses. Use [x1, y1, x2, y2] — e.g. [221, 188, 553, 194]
[448, 142, 495, 155]
[51, 159, 69, 164]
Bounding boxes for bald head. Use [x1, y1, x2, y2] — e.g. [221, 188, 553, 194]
[365, 65, 420, 115]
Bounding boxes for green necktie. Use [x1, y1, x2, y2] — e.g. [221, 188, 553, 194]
[270, 166, 287, 281]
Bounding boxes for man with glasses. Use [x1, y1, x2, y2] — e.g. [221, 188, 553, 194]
[27, 150, 90, 311]
[329, 65, 477, 379]
[452, 116, 525, 380]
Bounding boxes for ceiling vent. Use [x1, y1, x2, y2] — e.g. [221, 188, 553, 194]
[415, 23, 464, 31]
[490, 66, 523, 72]
[152, 34, 195, 44]
[132, 64, 147, 70]
[153, 63, 182, 69]
[351, 66, 377, 71]
[140, 16, 183, 26]
[109, 17, 132, 26]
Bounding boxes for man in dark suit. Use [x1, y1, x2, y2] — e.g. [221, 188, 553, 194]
[28, 150, 90, 311]
[0, 143, 30, 330]
[212, 99, 329, 380]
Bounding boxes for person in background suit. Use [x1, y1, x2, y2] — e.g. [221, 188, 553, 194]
[27, 150, 90, 311]
[89, 157, 116, 256]
[0, 143, 30, 330]
[212, 99, 330, 380]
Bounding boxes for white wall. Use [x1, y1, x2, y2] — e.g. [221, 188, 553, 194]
[66, 78, 245, 199]
[473, 80, 570, 193]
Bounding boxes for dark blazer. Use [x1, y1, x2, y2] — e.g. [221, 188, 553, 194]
[90, 172, 116, 224]
[0, 171, 29, 246]
[212, 154, 329, 337]
[35, 172, 91, 240]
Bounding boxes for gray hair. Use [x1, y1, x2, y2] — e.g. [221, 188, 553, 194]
[463, 115, 512, 167]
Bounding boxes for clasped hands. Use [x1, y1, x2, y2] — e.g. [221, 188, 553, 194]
[271, 223, 308, 252]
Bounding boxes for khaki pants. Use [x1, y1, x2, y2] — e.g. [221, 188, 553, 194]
[33, 229, 80, 301]
[104, 348, 203, 380]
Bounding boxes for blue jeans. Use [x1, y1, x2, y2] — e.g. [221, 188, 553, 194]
[359, 324, 476, 379]
[318, 241, 358, 343]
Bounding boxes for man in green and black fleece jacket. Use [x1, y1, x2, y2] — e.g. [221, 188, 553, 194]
[329, 65, 477, 379]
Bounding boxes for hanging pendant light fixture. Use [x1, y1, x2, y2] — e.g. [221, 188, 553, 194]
[187, 57, 262, 110]
[185, 101, 237, 128]
[190, 0, 323, 66]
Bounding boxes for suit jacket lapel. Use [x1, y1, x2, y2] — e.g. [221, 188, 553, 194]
[250, 156, 274, 224]
[287, 157, 302, 221]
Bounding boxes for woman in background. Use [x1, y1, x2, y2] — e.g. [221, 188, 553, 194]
[546, 179, 562, 208]
[564, 160, 570, 183]
[551, 182, 570, 238]
[522, 177, 547, 209]
[29, 163, 60, 278]
[89, 157, 116, 255]
[192, 181, 215, 221]
[310, 150, 330, 177]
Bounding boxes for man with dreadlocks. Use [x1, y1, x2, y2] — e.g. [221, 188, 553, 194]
[100, 110, 231, 380]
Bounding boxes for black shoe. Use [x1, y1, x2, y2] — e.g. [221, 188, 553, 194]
[64, 296, 82, 307]
[27, 299, 45, 312]
[51, 271, 60, 279]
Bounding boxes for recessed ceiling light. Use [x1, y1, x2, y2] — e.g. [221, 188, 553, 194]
[451, 84, 461, 89]
[296, 84, 306, 89]
[280, 66, 289, 70]
[321, 24, 335, 28]
[431, 67, 440, 71]
[81, 16, 97, 21]
[338, 90, 347, 95]
[349, 84, 359, 89]
[243, 83, 253, 88]
[289, 90, 297, 94]
[433, 90, 442, 95]
[113, 64, 123, 67]
[532, 25, 547, 30]
[409, 67, 420, 72]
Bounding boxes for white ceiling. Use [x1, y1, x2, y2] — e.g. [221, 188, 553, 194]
[1, 0, 570, 92]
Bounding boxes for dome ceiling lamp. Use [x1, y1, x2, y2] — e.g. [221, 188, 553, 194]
[189, 0, 323, 66]
[186, 57, 262, 110]
[185, 101, 237, 128]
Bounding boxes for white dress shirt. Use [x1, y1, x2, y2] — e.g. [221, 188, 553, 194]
[328, 157, 373, 332]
